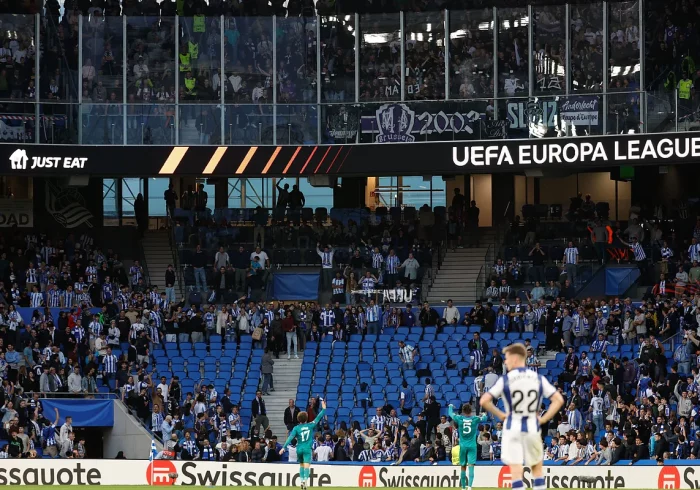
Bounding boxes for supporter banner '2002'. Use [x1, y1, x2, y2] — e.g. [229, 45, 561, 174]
[1, 459, 700, 488]
[1, 132, 700, 177]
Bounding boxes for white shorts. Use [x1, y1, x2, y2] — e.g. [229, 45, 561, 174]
[501, 430, 544, 467]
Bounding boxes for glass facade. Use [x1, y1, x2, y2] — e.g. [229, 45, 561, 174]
[5, 6, 685, 146]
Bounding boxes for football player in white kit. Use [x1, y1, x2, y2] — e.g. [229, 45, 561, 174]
[479, 344, 564, 490]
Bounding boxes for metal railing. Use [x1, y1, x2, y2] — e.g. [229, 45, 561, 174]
[168, 217, 186, 300]
[662, 331, 684, 355]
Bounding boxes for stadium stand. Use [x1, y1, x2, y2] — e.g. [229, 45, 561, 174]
[3, 0, 700, 468]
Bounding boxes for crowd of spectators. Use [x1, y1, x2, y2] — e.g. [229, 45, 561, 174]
[0, 0, 667, 145]
[0, 228, 151, 459]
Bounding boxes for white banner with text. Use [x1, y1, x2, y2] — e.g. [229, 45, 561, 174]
[1, 459, 699, 488]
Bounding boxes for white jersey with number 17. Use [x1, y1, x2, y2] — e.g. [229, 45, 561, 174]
[487, 367, 557, 434]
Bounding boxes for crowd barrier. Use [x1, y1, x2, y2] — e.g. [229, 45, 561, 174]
[2, 459, 700, 487]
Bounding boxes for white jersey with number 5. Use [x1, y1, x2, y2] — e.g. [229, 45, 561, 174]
[487, 367, 557, 466]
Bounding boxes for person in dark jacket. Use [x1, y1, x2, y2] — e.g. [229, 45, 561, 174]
[333, 437, 350, 461]
[213, 267, 234, 303]
[284, 399, 300, 431]
[419, 303, 440, 327]
[610, 437, 625, 464]
[631, 435, 650, 464]
[654, 432, 669, 463]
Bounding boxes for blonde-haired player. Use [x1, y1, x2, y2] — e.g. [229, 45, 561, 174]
[479, 344, 564, 490]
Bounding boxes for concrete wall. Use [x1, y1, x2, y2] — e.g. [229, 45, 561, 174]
[104, 400, 162, 460]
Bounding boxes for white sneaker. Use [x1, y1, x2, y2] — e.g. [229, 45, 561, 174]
[287, 356, 291, 360]
[468, 486, 472, 490]
[294, 355, 299, 359]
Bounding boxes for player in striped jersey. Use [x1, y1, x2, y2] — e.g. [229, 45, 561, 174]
[618, 234, 648, 282]
[590, 333, 610, 353]
[563, 241, 579, 284]
[371, 247, 384, 274]
[480, 344, 564, 490]
[47, 284, 61, 307]
[85, 263, 97, 283]
[320, 305, 335, 333]
[660, 241, 673, 274]
[130, 261, 144, 286]
[26, 261, 38, 285]
[62, 285, 76, 308]
[29, 286, 43, 307]
[384, 250, 400, 288]
[331, 273, 344, 304]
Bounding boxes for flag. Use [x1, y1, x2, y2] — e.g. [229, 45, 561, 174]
[150, 439, 158, 461]
[45, 182, 94, 229]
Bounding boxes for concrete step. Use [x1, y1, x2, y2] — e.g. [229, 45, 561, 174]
[260, 355, 304, 438]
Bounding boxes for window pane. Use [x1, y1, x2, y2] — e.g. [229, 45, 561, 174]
[228, 178, 243, 208]
[497, 8, 529, 98]
[533, 5, 565, 95]
[360, 14, 401, 101]
[376, 177, 398, 207]
[401, 176, 439, 209]
[321, 15, 356, 102]
[244, 178, 272, 208]
[405, 12, 445, 100]
[148, 178, 169, 217]
[570, 4, 604, 93]
[449, 9, 494, 100]
[276, 17, 318, 104]
[198, 181, 215, 213]
[224, 17, 272, 104]
[608, 1, 640, 91]
[103, 178, 118, 221]
[121, 178, 143, 217]
[1, 14, 36, 102]
[297, 178, 333, 211]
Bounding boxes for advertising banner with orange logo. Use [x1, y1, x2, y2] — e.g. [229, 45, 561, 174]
[1, 458, 699, 487]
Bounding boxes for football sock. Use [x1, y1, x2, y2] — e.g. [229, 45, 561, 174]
[460, 470, 466, 488]
[468, 466, 475, 486]
[512, 480, 524, 489]
[534, 477, 546, 490]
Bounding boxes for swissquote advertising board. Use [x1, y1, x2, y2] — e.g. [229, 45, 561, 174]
[2, 459, 700, 488]
[1, 132, 699, 176]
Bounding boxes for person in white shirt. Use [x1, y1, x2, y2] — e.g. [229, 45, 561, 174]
[442, 299, 460, 325]
[157, 376, 170, 404]
[399, 253, 420, 283]
[214, 246, 230, 270]
[313, 444, 333, 462]
[82, 59, 96, 83]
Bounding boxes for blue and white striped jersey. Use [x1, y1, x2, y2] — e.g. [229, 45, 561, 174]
[487, 367, 556, 433]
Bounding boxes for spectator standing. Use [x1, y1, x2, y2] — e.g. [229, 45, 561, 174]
[563, 241, 579, 284]
[284, 399, 300, 432]
[252, 390, 269, 436]
[261, 348, 274, 395]
[192, 245, 208, 293]
[283, 311, 298, 360]
[398, 340, 417, 370]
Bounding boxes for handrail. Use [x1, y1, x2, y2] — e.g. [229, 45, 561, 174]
[662, 331, 684, 354]
[139, 232, 152, 287]
[474, 264, 485, 302]
[168, 217, 186, 300]
[37, 392, 118, 399]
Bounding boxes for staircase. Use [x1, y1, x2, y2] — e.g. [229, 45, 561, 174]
[426, 228, 498, 304]
[142, 230, 183, 300]
[263, 354, 305, 439]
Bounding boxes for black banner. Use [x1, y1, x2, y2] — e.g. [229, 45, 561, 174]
[1, 131, 699, 177]
[32, 178, 103, 231]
